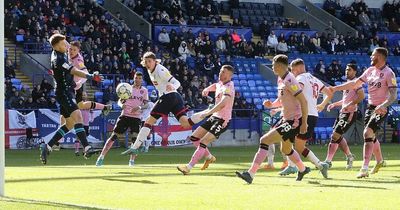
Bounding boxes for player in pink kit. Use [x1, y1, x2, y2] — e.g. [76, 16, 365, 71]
[329, 48, 397, 178]
[324, 64, 364, 169]
[236, 55, 310, 184]
[96, 72, 149, 166]
[68, 41, 111, 115]
[61, 41, 110, 155]
[177, 65, 235, 175]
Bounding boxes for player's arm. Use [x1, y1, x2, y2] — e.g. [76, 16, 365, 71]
[202, 83, 217, 96]
[376, 72, 398, 114]
[159, 68, 181, 91]
[332, 78, 364, 92]
[379, 87, 397, 109]
[317, 86, 333, 111]
[348, 88, 365, 107]
[263, 98, 282, 109]
[204, 95, 230, 116]
[295, 92, 308, 134]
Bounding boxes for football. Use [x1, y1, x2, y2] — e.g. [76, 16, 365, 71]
[116, 82, 133, 100]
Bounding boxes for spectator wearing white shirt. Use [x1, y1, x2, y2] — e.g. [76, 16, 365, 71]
[158, 27, 170, 46]
[267, 31, 279, 54]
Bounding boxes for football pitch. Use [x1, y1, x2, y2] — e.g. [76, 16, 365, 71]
[1, 144, 400, 210]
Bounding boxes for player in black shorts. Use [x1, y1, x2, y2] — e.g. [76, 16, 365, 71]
[39, 33, 103, 164]
[177, 65, 235, 175]
[96, 72, 148, 166]
[324, 64, 364, 169]
[121, 52, 209, 155]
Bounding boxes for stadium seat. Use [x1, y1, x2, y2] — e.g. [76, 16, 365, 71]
[248, 80, 256, 87]
[240, 80, 248, 86]
[246, 74, 254, 80]
[253, 74, 263, 80]
[238, 74, 246, 80]
[241, 86, 249, 92]
[11, 78, 21, 85]
[255, 80, 263, 86]
[257, 86, 266, 92]
[94, 92, 103, 102]
[249, 86, 257, 92]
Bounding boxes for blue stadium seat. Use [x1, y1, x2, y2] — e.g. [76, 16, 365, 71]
[233, 79, 239, 86]
[241, 86, 249, 92]
[257, 86, 266, 92]
[255, 80, 263, 86]
[253, 74, 263, 80]
[260, 92, 267, 98]
[11, 78, 21, 85]
[263, 80, 270, 85]
[94, 92, 103, 102]
[248, 80, 256, 87]
[246, 74, 254, 80]
[240, 80, 248, 86]
[243, 92, 251, 98]
[252, 92, 260, 98]
[238, 74, 246, 80]
[249, 86, 257, 92]
[253, 98, 262, 105]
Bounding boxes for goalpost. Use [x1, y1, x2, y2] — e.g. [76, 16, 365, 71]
[1, 1, 5, 196]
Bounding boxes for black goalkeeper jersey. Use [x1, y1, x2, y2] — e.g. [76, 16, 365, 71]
[50, 50, 76, 94]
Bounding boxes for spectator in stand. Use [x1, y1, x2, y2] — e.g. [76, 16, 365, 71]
[40, 79, 53, 96]
[178, 41, 190, 61]
[314, 60, 327, 82]
[326, 59, 343, 85]
[24, 97, 37, 110]
[276, 39, 288, 54]
[368, 39, 379, 54]
[48, 97, 58, 110]
[202, 58, 215, 79]
[394, 46, 400, 56]
[267, 31, 278, 54]
[259, 20, 270, 39]
[5, 59, 16, 78]
[358, 11, 371, 27]
[388, 17, 400, 32]
[216, 36, 227, 53]
[254, 41, 266, 57]
[102, 85, 118, 104]
[231, 30, 241, 45]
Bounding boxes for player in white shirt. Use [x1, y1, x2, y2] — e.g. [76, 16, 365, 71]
[121, 52, 207, 155]
[279, 59, 332, 178]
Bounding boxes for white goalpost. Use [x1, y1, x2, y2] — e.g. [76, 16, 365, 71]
[1, 0, 5, 196]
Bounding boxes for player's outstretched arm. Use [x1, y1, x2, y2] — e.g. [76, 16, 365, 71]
[331, 78, 364, 93]
[317, 87, 333, 111]
[71, 67, 103, 81]
[263, 98, 281, 109]
[327, 100, 343, 112]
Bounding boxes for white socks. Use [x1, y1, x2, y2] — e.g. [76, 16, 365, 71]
[306, 151, 322, 169]
[131, 127, 151, 149]
[267, 144, 275, 165]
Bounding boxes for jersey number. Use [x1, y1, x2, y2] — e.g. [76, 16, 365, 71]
[311, 83, 319, 99]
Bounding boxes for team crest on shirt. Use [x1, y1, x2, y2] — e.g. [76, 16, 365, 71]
[290, 85, 299, 91]
[79, 62, 85, 68]
[140, 90, 144, 94]
[380, 73, 384, 78]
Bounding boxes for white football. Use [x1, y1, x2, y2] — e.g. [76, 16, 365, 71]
[116, 82, 133, 100]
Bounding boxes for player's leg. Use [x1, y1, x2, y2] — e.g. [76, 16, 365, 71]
[69, 108, 99, 158]
[78, 101, 111, 115]
[236, 119, 309, 183]
[280, 140, 310, 181]
[190, 119, 214, 166]
[96, 116, 128, 166]
[121, 115, 157, 155]
[177, 132, 217, 175]
[293, 116, 329, 178]
[127, 118, 143, 166]
[263, 144, 275, 170]
[39, 106, 72, 164]
[365, 110, 387, 175]
[177, 117, 228, 174]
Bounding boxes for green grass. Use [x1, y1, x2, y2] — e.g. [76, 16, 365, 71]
[1, 144, 400, 210]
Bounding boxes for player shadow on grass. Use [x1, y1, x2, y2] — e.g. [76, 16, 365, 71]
[1, 196, 108, 210]
[305, 176, 400, 185]
[103, 178, 158, 184]
[306, 180, 388, 190]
